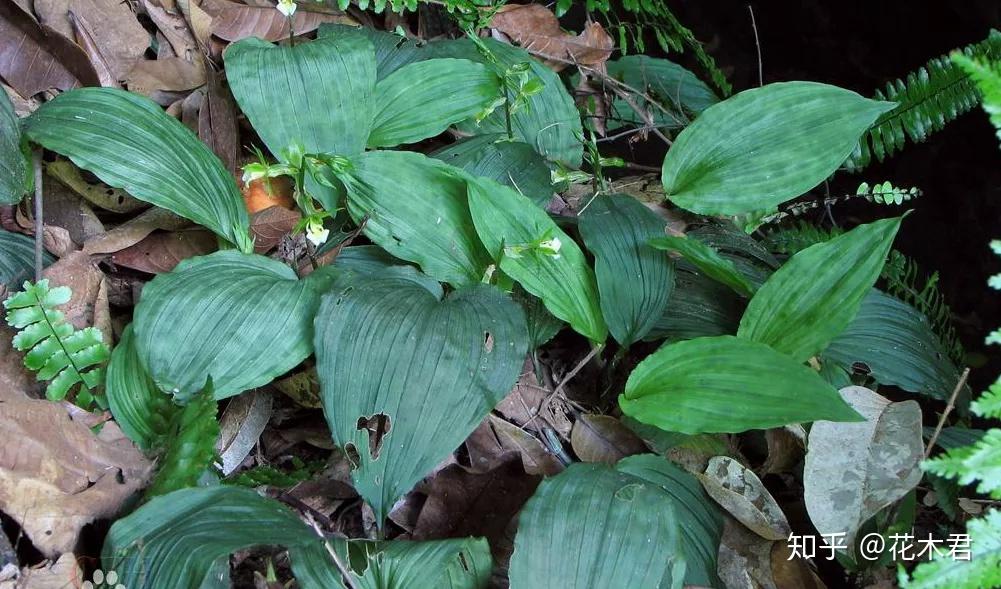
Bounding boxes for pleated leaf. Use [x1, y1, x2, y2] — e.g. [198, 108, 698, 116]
[336, 150, 492, 286]
[649, 234, 754, 297]
[133, 251, 336, 402]
[0, 89, 27, 205]
[318, 24, 430, 79]
[431, 134, 553, 207]
[620, 335, 863, 434]
[314, 276, 527, 523]
[23, 88, 252, 252]
[824, 289, 964, 402]
[578, 194, 674, 347]
[509, 462, 686, 589]
[662, 82, 895, 215]
[106, 325, 178, 451]
[738, 216, 902, 362]
[644, 269, 742, 342]
[605, 55, 719, 132]
[0, 230, 51, 289]
[467, 176, 606, 343]
[617, 454, 724, 588]
[226, 35, 375, 159]
[368, 58, 501, 148]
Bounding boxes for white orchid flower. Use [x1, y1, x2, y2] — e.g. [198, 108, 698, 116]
[538, 236, 562, 259]
[277, 0, 297, 17]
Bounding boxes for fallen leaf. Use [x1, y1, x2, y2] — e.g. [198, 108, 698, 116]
[0, 325, 31, 400]
[250, 206, 301, 254]
[110, 229, 217, 274]
[45, 159, 147, 213]
[207, 0, 356, 42]
[0, 397, 151, 558]
[494, 358, 573, 438]
[770, 543, 827, 589]
[716, 516, 778, 589]
[0, 1, 99, 97]
[490, 4, 613, 71]
[762, 427, 805, 475]
[699, 455, 792, 541]
[200, 70, 240, 176]
[40, 178, 104, 246]
[570, 413, 647, 464]
[217, 388, 273, 475]
[34, 0, 148, 80]
[40, 250, 108, 335]
[3, 553, 82, 589]
[803, 386, 923, 551]
[83, 207, 190, 255]
[126, 57, 206, 96]
[465, 415, 563, 476]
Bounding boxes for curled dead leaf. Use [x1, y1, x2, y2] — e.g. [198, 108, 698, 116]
[699, 455, 791, 541]
[83, 207, 190, 255]
[490, 4, 613, 71]
[251, 206, 301, 254]
[110, 229, 218, 274]
[570, 413, 647, 464]
[206, 0, 356, 42]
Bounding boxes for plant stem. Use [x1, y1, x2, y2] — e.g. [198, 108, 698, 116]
[924, 367, 971, 459]
[32, 150, 42, 282]
[503, 86, 514, 140]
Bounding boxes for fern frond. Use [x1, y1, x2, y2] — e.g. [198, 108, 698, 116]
[145, 384, 220, 499]
[762, 221, 843, 255]
[856, 181, 922, 205]
[953, 52, 1001, 147]
[901, 508, 1001, 589]
[3, 279, 110, 406]
[848, 29, 1001, 170]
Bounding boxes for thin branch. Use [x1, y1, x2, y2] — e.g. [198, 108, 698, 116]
[748, 4, 763, 86]
[924, 367, 971, 459]
[32, 150, 43, 282]
[303, 512, 359, 589]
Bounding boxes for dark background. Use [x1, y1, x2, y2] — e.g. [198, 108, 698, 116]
[668, 1, 1001, 389]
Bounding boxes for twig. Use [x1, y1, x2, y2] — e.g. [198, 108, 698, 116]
[303, 513, 359, 589]
[924, 367, 971, 459]
[748, 4, 763, 87]
[32, 150, 43, 282]
[540, 345, 602, 413]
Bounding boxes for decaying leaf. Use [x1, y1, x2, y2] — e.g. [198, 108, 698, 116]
[250, 206, 301, 254]
[40, 180, 104, 246]
[40, 251, 111, 342]
[762, 426, 805, 475]
[110, 229, 218, 274]
[0, 397, 151, 557]
[46, 159, 146, 213]
[570, 413, 647, 464]
[83, 206, 190, 255]
[273, 366, 321, 408]
[803, 386, 923, 550]
[489, 4, 613, 71]
[0, 325, 30, 399]
[494, 358, 573, 439]
[699, 455, 792, 541]
[216, 388, 273, 475]
[199, 71, 241, 176]
[465, 414, 563, 476]
[206, 0, 356, 42]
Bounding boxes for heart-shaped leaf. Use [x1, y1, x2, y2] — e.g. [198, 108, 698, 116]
[133, 251, 336, 402]
[738, 216, 902, 362]
[105, 325, 178, 451]
[337, 150, 492, 286]
[0, 89, 27, 205]
[368, 58, 500, 148]
[509, 462, 686, 589]
[578, 194, 674, 346]
[662, 82, 895, 215]
[620, 335, 863, 434]
[23, 88, 252, 252]
[467, 176, 606, 343]
[314, 275, 527, 523]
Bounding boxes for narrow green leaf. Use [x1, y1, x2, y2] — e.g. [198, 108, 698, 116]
[509, 462, 686, 589]
[23, 88, 252, 252]
[0, 230, 51, 289]
[620, 335, 863, 434]
[578, 194, 674, 346]
[467, 176, 607, 342]
[649, 234, 754, 297]
[662, 82, 895, 215]
[431, 134, 554, 207]
[738, 216, 902, 362]
[314, 276, 527, 523]
[0, 89, 27, 205]
[133, 251, 336, 401]
[368, 58, 501, 148]
[106, 325, 178, 451]
[145, 386, 219, 499]
[337, 150, 492, 286]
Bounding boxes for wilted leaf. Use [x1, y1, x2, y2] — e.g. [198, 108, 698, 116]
[250, 206, 301, 254]
[34, 0, 148, 80]
[111, 229, 217, 274]
[208, 0, 355, 42]
[490, 4, 613, 71]
[699, 455, 792, 541]
[570, 414, 647, 464]
[83, 206, 189, 255]
[803, 386, 923, 550]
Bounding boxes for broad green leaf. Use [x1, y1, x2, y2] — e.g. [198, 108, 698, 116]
[368, 58, 500, 148]
[513, 284, 564, 348]
[145, 387, 219, 499]
[314, 276, 527, 523]
[650, 234, 754, 297]
[0, 230, 50, 289]
[23, 88, 252, 252]
[617, 454, 724, 588]
[578, 194, 674, 346]
[226, 35, 375, 159]
[106, 325, 178, 451]
[509, 462, 686, 589]
[605, 55, 719, 132]
[318, 24, 430, 79]
[467, 176, 606, 342]
[620, 335, 862, 434]
[431, 134, 554, 207]
[336, 150, 492, 286]
[0, 89, 27, 205]
[824, 289, 965, 402]
[436, 38, 584, 167]
[133, 251, 336, 402]
[738, 216, 902, 362]
[644, 269, 742, 342]
[662, 82, 895, 215]
[804, 386, 923, 550]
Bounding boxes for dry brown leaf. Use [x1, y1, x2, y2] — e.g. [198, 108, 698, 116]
[41, 251, 111, 342]
[110, 229, 217, 274]
[41, 179, 104, 246]
[45, 160, 146, 214]
[0, 325, 31, 400]
[142, 0, 200, 63]
[2, 553, 82, 589]
[762, 427, 805, 475]
[770, 543, 827, 589]
[34, 0, 148, 81]
[0, 1, 99, 97]
[126, 57, 207, 96]
[216, 388, 273, 475]
[207, 0, 355, 42]
[200, 70, 240, 175]
[699, 456, 791, 542]
[570, 413, 647, 464]
[465, 415, 563, 476]
[83, 207, 190, 255]
[3, 83, 42, 116]
[250, 206, 301, 254]
[494, 357, 573, 438]
[0, 397, 151, 558]
[490, 4, 613, 71]
[716, 516, 778, 589]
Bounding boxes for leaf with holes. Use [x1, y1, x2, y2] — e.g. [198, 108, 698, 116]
[314, 275, 527, 524]
[23, 88, 252, 252]
[133, 251, 336, 402]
